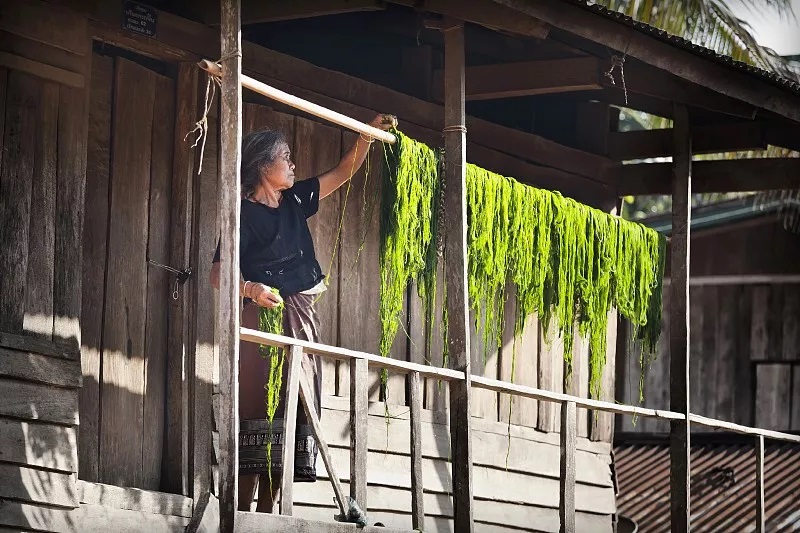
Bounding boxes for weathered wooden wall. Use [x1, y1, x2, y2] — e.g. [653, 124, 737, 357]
[0, 0, 89, 529]
[79, 48, 176, 490]
[619, 220, 800, 434]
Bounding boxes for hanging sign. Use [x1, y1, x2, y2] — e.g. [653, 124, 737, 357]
[123, 1, 157, 38]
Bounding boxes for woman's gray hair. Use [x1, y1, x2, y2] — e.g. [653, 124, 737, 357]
[241, 129, 288, 198]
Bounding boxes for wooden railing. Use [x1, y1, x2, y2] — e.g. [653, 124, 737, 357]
[240, 327, 800, 533]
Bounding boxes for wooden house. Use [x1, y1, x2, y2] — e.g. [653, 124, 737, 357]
[0, 1, 798, 532]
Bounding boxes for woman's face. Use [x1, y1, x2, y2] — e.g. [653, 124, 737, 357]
[261, 142, 295, 191]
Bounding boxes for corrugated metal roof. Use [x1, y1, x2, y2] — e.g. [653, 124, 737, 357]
[615, 438, 800, 532]
[566, 0, 800, 97]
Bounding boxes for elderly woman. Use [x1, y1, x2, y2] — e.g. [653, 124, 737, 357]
[210, 113, 396, 512]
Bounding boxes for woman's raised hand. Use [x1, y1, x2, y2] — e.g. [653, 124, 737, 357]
[369, 113, 397, 132]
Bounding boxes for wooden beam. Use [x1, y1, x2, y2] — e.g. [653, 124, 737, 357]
[218, 0, 242, 531]
[669, 103, 691, 533]
[442, 20, 475, 533]
[608, 122, 767, 161]
[409, 371, 425, 531]
[349, 357, 368, 510]
[559, 401, 577, 533]
[431, 57, 602, 101]
[234, 0, 384, 25]
[490, 0, 800, 123]
[606, 62, 757, 120]
[279, 346, 303, 516]
[615, 158, 800, 195]
[388, 0, 549, 39]
[756, 435, 765, 533]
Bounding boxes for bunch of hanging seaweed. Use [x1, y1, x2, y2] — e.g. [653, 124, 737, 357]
[379, 132, 666, 397]
[257, 290, 285, 490]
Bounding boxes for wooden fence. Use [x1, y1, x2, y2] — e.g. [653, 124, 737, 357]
[237, 328, 800, 533]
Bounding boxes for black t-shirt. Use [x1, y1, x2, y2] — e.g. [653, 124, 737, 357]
[213, 177, 324, 296]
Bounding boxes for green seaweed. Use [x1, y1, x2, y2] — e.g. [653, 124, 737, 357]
[258, 288, 285, 492]
[378, 132, 666, 398]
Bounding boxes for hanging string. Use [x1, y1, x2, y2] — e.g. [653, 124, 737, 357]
[605, 54, 629, 106]
[185, 72, 220, 175]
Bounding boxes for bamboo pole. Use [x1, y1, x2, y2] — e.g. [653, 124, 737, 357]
[197, 59, 396, 144]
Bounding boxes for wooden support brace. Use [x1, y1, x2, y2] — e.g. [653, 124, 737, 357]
[756, 435, 766, 533]
[349, 357, 368, 510]
[298, 368, 349, 518]
[409, 371, 425, 530]
[559, 401, 576, 533]
[279, 345, 303, 515]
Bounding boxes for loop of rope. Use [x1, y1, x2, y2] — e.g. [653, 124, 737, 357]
[184, 72, 220, 175]
[442, 125, 467, 134]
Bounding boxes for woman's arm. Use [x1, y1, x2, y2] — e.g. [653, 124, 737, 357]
[318, 114, 396, 199]
[209, 262, 283, 309]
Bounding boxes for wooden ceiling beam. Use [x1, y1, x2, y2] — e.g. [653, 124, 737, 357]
[605, 62, 757, 120]
[614, 158, 800, 195]
[207, 0, 386, 25]
[490, 0, 800, 123]
[431, 57, 602, 101]
[608, 122, 768, 161]
[387, 0, 549, 39]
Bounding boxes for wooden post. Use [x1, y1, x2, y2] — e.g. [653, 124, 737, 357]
[442, 18, 474, 533]
[559, 401, 577, 533]
[218, 0, 242, 530]
[756, 435, 765, 533]
[349, 357, 368, 509]
[409, 371, 425, 530]
[280, 345, 303, 515]
[669, 103, 691, 533]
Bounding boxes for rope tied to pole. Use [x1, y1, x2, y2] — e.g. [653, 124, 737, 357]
[185, 71, 220, 175]
[442, 124, 467, 134]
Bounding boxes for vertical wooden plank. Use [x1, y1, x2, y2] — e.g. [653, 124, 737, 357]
[716, 286, 737, 422]
[218, 1, 243, 529]
[755, 364, 791, 430]
[409, 370, 424, 530]
[54, 78, 89, 352]
[791, 365, 800, 431]
[499, 292, 538, 428]
[781, 287, 799, 361]
[767, 286, 785, 360]
[688, 286, 704, 422]
[408, 283, 428, 404]
[166, 61, 197, 496]
[469, 309, 497, 420]
[700, 286, 718, 419]
[751, 286, 769, 361]
[755, 435, 765, 533]
[280, 345, 302, 515]
[559, 401, 576, 533]
[735, 286, 753, 425]
[0, 68, 6, 182]
[338, 132, 381, 401]
[190, 94, 220, 498]
[0, 71, 38, 333]
[80, 52, 113, 483]
[538, 323, 564, 432]
[442, 20, 474, 533]
[100, 58, 156, 488]
[293, 117, 341, 399]
[349, 357, 368, 510]
[23, 80, 58, 339]
[591, 309, 617, 442]
[142, 73, 175, 490]
[425, 263, 450, 412]
[669, 103, 691, 533]
[567, 325, 589, 438]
